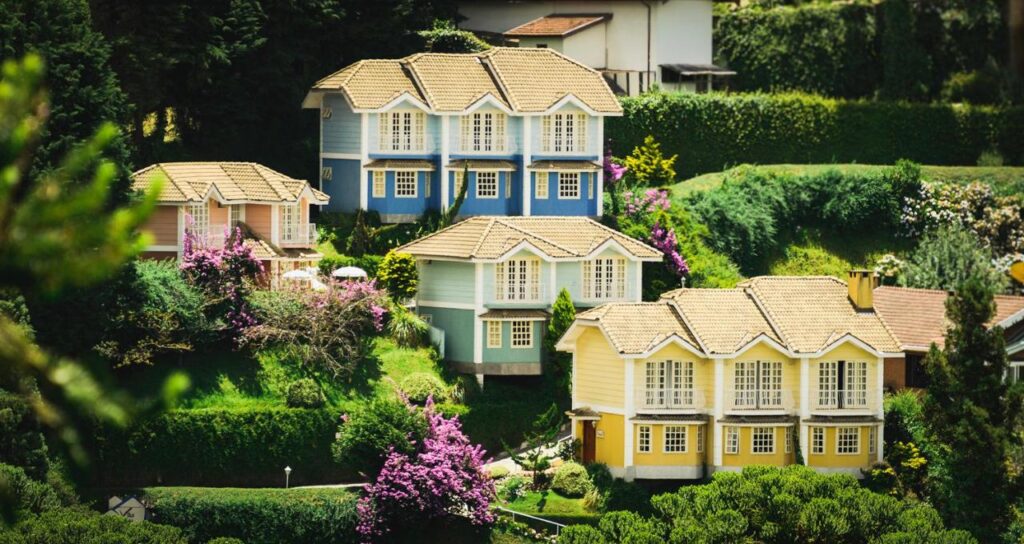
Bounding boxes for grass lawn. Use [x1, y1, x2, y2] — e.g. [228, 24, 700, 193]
[505, 490, 598, 522]
[670, 164, 1024, 199]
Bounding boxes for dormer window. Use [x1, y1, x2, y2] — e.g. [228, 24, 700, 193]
[461, 112, 507, 153]
[541, 112, 587, 153]
[379, 110, 426, 152]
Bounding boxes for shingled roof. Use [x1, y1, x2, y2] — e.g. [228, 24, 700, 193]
[306, 47, 621, 114]
[395, 216, 661, 261]
[562, 277, 902, 357]
[132, 162, 329, 205]
[504, 14, 610, 38]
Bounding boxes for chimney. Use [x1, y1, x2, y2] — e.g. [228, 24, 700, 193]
[847, 269, 878, 311]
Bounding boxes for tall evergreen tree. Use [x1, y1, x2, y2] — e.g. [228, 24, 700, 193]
[546, 288, 576, 397]
[922, 273, 1023, 541]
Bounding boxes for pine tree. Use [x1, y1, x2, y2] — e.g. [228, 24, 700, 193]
[922, 273, 1022, 541]
[546, 288, 576, 396]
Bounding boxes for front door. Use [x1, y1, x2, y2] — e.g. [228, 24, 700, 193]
[582, 422, 596, 464]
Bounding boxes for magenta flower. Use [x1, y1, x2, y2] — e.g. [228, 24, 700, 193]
[651, 221, 690, 278]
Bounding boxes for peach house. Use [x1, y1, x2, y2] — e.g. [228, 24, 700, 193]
[132, 162, 329, 284]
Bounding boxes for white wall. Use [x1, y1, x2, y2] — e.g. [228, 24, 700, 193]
[653, 0, 713, 66]
[563, 25, 608, 69]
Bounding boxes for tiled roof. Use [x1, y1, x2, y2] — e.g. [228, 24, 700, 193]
[528, 160, 602, 171]
[132, 162, 328, 204]
[396, 216, 661, 261]
[364, 159, 436, 170]
[480, 309, 549, 320]
[873, 286, 1024, 351]
[504, 14, 610, 37]
[448, 159, 518, 171]
[567, 276, 902, 357]
[309, 47, 621, 114]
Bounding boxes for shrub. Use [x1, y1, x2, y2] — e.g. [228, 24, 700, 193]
[551, 462, 594, 498]
[621, 136, 677, 187]
[377, 251, 418, 301]
[558, 525, 607, 544]
[585, 463, 613, 492]
[0, 463, 62, 519]
[399, 372, 448, 404]
[0, 508, 187, 544]
[899, 225, 1007, 292]
[901, 181, 1024, 256]
[545, 289, 576, 393]
[93, 408, 345, 487]
[144, 487, 358, 544]
[317, 254, 384, 279]
[419, 19, 490, 53]
[180, 227, 263, 336]
[497, 475, 528, 502]
[0, 388, 48, 480]
[331, 398, 428, 477]
[388, 303, 429, 348]
[285, 378, 324, 408]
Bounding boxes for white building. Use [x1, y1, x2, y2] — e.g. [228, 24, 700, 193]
[458, 0, 734, 96]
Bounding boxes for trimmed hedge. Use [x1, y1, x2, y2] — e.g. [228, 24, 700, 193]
[317, 254, 383, 278]
[609, 92, 1024, 179]
[94, 408, 350, 487]
[144, 487, 358, 544]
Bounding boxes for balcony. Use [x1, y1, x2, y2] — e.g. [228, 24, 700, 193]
[280, 223, 318, 247]
[635, 388, 705, 413]
[811, 389, 875, 413]
[488, 283, 547, 306]
[725, 389, 794, 413]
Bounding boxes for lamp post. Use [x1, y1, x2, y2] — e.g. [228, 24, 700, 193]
[284, 466, 292, 489]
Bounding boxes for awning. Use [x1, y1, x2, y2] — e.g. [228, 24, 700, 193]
[566, 407, 601, 420]
[717, 415, 797, 425]
[631, 414, 709, 423]
[448, 159, 517, 171]
[527, 160, 602, 171]
[480, 309, 549, 321]
[364, 159, 435, 171]
[802, 415, 883, 424]
[660, 63, 736, 77]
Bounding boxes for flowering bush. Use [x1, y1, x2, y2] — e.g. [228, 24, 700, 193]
[357, 399, 495, 539]
[623, 188, 671, 222]
[180, 224, 263, 336]
[241, 280, 388, 378]
[604, 147, 626, 183]
[901, 181, 1024, 255]
[650, 222, 690, 279]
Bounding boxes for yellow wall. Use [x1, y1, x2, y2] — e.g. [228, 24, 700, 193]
[632, 423, 707, 467]
[720, 425, 796, 467]
[593, 413, 624, 469]
[576, 327, 624, 409]
[724, 343, 800, 410]
[809, 344, 881, 410]
[631, 344, 713, 409]
[805, 425, 876, 469]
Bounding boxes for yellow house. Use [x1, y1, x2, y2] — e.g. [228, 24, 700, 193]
[555, 272, 902, 480]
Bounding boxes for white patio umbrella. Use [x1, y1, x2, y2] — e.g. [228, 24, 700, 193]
[331, 266, 368, 279]
[282, 268, 316, 280]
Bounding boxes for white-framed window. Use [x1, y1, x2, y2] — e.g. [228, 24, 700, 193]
[558, 172, 580, 199]
[394, 171, 417, 198]
[664, 426, 687, 453]
[696, 425, 704, 453]
[734, 360, 783, 408]
[534, 172, 548, 199]
[752, 427, 775, 454]
[379, 110, 426, 152]
[420, 313, 433, 325]
[511, 321, 533, 348]
[280, 203, 300, 242]
[811, 427, 825, 454]
[837, 427, 860, 455]
[476, 172, 498, 199]
[461, 112, 507, 153]
[785, 427, 792, 453]
[845, 361, 868, 407]
[541, 112, 587, 153]
[495, 258, 541, 301]
[424, 172, 431, 198]
[1010, 362, 1024, 383]
[643, 360, 694, 408]
[372, 171, 386, 198]
[486, 321, 502, 348]
[869, 426, 877, 455]
[637, 425, 652, 453]
[186, 202, 209, 236]
[453, 170, 465, 197]
[228, 204, 243, 227]
[818, 361, 838, 407]
[583, 257, 627, 300]
[725, 426, 739, 454]
[818, 360, 868, 408]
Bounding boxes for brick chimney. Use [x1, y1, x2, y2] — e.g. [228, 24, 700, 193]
[847, 269, 879, 311]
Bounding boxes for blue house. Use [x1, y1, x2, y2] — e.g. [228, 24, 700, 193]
[396, 216, 661, 383]
[302, 48, 623, 223]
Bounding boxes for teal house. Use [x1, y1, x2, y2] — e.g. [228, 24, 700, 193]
[396, 216, 662, 382]
[302, 48, 622, 223]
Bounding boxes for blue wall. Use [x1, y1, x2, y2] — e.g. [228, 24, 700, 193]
[321, 158, 361, 212]
[451, 170, 522, 216]
[530, 171, 598, 216]
[366, 169, 438, 217]
[322, 96, 360, 154]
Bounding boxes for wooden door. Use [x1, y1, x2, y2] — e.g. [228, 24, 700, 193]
[582, 423, 596, 464]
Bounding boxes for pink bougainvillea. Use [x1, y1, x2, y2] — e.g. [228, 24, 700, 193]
[356, 398, 495, 539]
[180, 222, 263, 336]
[623, 188, 672, 220]
[604, 147, 627, 183]
[651, 221, 690, 278]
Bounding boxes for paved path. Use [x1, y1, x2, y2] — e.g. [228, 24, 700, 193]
[483, 431, 571, 473]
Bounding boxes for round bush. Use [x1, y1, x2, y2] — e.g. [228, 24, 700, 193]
[585, 463, 613, 491]
[286, 379, 324, 408]
[487, 466, 510, 480]
[399, 373, 448, 404]
[551, 462, 594, 498]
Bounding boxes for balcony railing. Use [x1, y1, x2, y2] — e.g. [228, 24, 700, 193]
[725, 389, 794, 412]
[490, 283, 547, 305]
[811, 389, 873, 411]
[280, 223, 318, 246]
[636, 388, 705, 412]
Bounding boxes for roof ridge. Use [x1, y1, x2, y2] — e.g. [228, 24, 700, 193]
[743, 283, 792, 350]
[470, 217, 498, 258]
[395, 217, 483, 254]
[494, 217, 578, 255]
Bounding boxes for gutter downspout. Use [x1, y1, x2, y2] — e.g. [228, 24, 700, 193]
[642, 0, 652, 92]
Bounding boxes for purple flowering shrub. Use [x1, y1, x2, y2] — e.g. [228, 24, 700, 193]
[357, 399, 495, 539]
[623, 189, 672, 222]
[651, 221, 690, 278]
[180, 225, 263, 335]
[603, 146, 628, 217]
[241, 280, 388, 378]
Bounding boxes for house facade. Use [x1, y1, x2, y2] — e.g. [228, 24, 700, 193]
[396, 216, 661, 381]
[132, 162, 328, 283]
[458, 0, 734, 95]
[302, 48, 621, 222]
[556, 272, 902, 481]
[873, 286, 1024, 389]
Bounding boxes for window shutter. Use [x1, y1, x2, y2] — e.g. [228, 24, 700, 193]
[615, 258, 626, 298]
[461, 116, 472, 152]
[495, 263, 506, 300]
[414, 112, 425, 151]
[583, 261, 592, 299]
[378, 113, 389, 150]
[425, 172, 431, 198]
[576, 113, 588, 152]
[504, 173, 511, 198]
[541, 116, 551, 153]
[529, 259, 540, 300]
[495, 114, 506, 152]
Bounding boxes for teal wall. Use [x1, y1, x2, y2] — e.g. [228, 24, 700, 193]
[481, 320, 543, 365]
[322, 95, 360, 154]
[418, 306, 475, 364]
[418, 260, 475, 305]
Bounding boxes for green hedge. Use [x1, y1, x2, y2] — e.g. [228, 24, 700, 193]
[317, 254, 384, 278]
[94, 408, 351, 487]
[609, 92, 1024, 179]
[144, 487, 358, 544]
